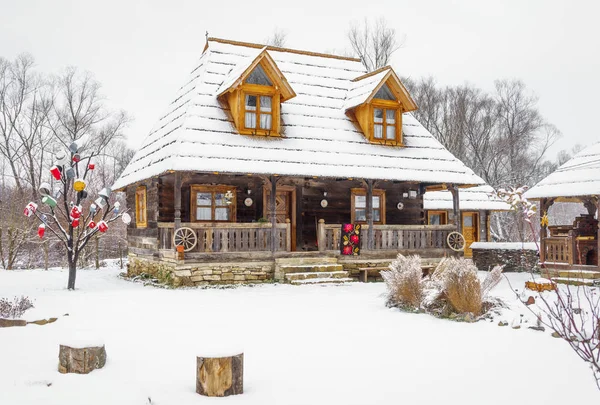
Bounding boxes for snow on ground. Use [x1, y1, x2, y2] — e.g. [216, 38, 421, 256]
[1, 263, 599, 405]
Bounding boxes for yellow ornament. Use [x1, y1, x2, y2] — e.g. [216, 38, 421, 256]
[73, 178, 86, 192]
[540, 212, 549, 227]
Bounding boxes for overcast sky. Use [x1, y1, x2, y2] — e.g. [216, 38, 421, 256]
[2, 0, 598, 159]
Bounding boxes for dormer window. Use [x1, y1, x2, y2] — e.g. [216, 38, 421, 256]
[216, 49, 296, 137]
[373, 107, 398, 141]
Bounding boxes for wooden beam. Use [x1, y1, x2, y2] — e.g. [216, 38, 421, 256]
[174, 173, 182, 230]
[366, 179, 374, 250]
[448, 183, 461, 233]
[270, 175, 277, 253]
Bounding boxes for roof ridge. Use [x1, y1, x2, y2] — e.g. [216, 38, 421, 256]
[351, 66, 392, 82]
[207, 37, 362, 63]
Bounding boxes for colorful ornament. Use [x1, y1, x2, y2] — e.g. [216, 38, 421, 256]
[72, 154, 81, 163]
[541, 212, 549, 227]
[42, 196, 57, 208]
[73, 178, 86, 192]
[54, 188, 62, 199]
[65, 167, 75, 179]
[24, 202, 38, 217]
[69, 141, 79, 153]
[71, 218, 80, 227]
[39, 182, 51, 196]
[37, 224, 45, 238]
[121, 213, 131, 225]
[50, 166, 62, 180]
[88, 163, 95, 170]
[113, 201, 121, 213]
[97, 221, 108, 233]
[78, 190, 88, 199]
[41, 214, 47, 224]
[88, 221, 96, 229]
[70, 205, 82, 219]
[99, 187, 111, 200]
[90, 203, 97, 214]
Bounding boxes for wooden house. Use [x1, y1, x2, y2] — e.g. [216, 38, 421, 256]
[112, 38, 485, 286]
[424, 185, 510, 257]
[525, 142, 600, 279]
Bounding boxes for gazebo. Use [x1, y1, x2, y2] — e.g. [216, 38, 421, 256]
[525, 142, 600, 278]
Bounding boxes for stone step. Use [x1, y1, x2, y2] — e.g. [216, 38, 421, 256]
[285, 271, 349, 281]
[551, 277, 599, 286]
[544, 270, 600, 280]
[279, 264, 344, 273]
[290, 277, 354, 285]
[275, 257, 339, 265]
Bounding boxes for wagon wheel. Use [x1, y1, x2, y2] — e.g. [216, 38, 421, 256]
[447, 231, 466, 252]
[173, 227, 197, 252]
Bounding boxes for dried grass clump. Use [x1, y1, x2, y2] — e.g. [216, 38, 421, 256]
[441, 259, 482, 315]
[0, 296, 34, 319]
[381, 254, 423, 309]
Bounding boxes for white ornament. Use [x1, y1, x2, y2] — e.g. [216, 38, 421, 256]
[122, 213, 131, 225]
[244, 197, 253, 207]
[397, 202, 404, 210]
[320, 199, 328, 208]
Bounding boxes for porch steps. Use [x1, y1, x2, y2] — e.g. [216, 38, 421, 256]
[290, 277, 354, 285]
[275, 256, 354, 285]
[285, 271, 349, 282]
[543, 269, 600, 286]
[551, 277, 600, 287]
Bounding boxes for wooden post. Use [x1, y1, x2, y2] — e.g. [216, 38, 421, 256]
[597, 196, 600, 271]
[285, 219, 292, 251]
[539, 198, 548, 264]
[366, 179, 374, 250]
[174, 172, 182, 231]
[196, 353, 243, 397]
[317, 219, 325, 252]
[448, 184, 461, 233]
[270, 175, 277, 253]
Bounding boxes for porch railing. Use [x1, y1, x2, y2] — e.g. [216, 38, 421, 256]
[158, 222, 292, 253]
[541, 236, 574, 265]
[317, 220, 456, 252]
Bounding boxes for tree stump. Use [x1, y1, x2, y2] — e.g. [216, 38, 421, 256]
[196, 353, 243, 397]
[58, 344, 106, 374]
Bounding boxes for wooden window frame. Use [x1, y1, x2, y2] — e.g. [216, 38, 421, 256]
[350, 188, 386, 224]
[242, 89, 274, 132]
[190, 185, 237, 223]
[135, 186, 147, 228]
[370, 99, 402, 146]
[427, 210, 448, 226]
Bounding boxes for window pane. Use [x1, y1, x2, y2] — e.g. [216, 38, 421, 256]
[386, 125, 396, 140]
[245, 95, 257, 110]
[215, 192, 228, 206]
[355, 195, 366, 208]
[464, 216, 473, 227]
[373, 196, 380, 209]
[355, 209, 366, 222]
[373, 108, 383, 123]
[374, 124, 383, 139]
[430, 215, 441, 225]
[260, 96, 272, 112]
[260, 114, 272, 130]
[373, 210, 380, 222]
[245, 112, 257, 128]
[374, 84, 395, 100]
[196, 192, 211, 206]
[196, 207, 211, 221]
[246, 65, 272, 86]
[386, 109, 396, 123]
[215, 207, 230, 221]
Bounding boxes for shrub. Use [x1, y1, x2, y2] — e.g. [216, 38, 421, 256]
[0, 296, 34, 318]
[381, 254, 423, 309]
[439, 258, 482, 315]
[481, 265, 504, 298]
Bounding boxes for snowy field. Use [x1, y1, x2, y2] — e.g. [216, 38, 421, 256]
[1, 263, 599, 405]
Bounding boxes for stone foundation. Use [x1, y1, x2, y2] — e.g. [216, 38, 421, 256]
[471, 244, 538, 272]
[128, 256, 274, 286]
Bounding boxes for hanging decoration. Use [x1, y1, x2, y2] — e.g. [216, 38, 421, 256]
[341, 223, 361, 255]
[88, 163, 95, 170]
[224, 190, 234, 205]
[95, 197, 106, 208]
[69, 141, 79, 154]
[72, 154, 81, 163]
[42, 196, 57, 208]
[39, 182, 51, 196]
[121, 213, 131, 225]
[97, 221, 108, 233]
[244, 197, 253, 207]
[72, 218, 80, 227]
[90, 204, 97, 214]
[50, 166, 62, 181]
[78, 190, 88, 199]
[99, 187, 111, 200]
[65, 167, 75, 179]
[73, 179, 86, 192]
[37, 224, 45, 238]
[397, 202, 404, 210]
[88, 221, 96, 229]
[540, 212, 549, 227]
[24, 202, 38, 217]
[54, 188, 62, 199]
[113, 202, 121, 214]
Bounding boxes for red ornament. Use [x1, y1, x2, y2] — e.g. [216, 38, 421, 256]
[24, 202, 38, 217]
[71, 218, 80, 227]
[72, 154, 81, 163]
[88, 163, 95, 170]
[343, 223, 354, 233]
[38, 224, 45, 238]
[97, 221, 108, 233]
[88, 221, 96, 229]
[350, 234, 359, 245]
[342, 245, 353, 255]
[50, 166, 61, 180]
[70, 205, 82, 219]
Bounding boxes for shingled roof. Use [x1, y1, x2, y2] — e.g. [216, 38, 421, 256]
[113, 38, 485, 190]
[525, 141, 600, 199]
[424, 185, 511, 211]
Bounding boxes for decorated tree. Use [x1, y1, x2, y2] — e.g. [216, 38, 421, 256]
[22, 67, 130, 289]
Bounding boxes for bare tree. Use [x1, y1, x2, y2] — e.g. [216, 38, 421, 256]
[347, 17, 403, 72]
[264, 28, 288, 47]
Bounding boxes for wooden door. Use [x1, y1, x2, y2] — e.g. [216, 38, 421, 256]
[264, 187, 296, 251]
[462, 212, 479, 258]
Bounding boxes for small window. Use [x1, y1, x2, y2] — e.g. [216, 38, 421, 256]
[373, 107, 398, 143]
[351, 189, 385, 224]
[428, 211, 448, 225]
[135, 186, 147, 228]
[245, 64, 272, 86]
[244, 94, 273, 131]
[374, 83, 396, 101]
[191, 186, 236, 222]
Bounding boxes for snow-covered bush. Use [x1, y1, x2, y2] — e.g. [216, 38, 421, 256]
[381, 255, 424, 309]
[437, 258, 482, 315]
[0, 296, 34, 319]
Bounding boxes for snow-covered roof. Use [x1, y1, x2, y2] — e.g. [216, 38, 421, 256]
[423, 185, 511, 211]
[113, 38, 485, 191]
[525, 141, 600, 199]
